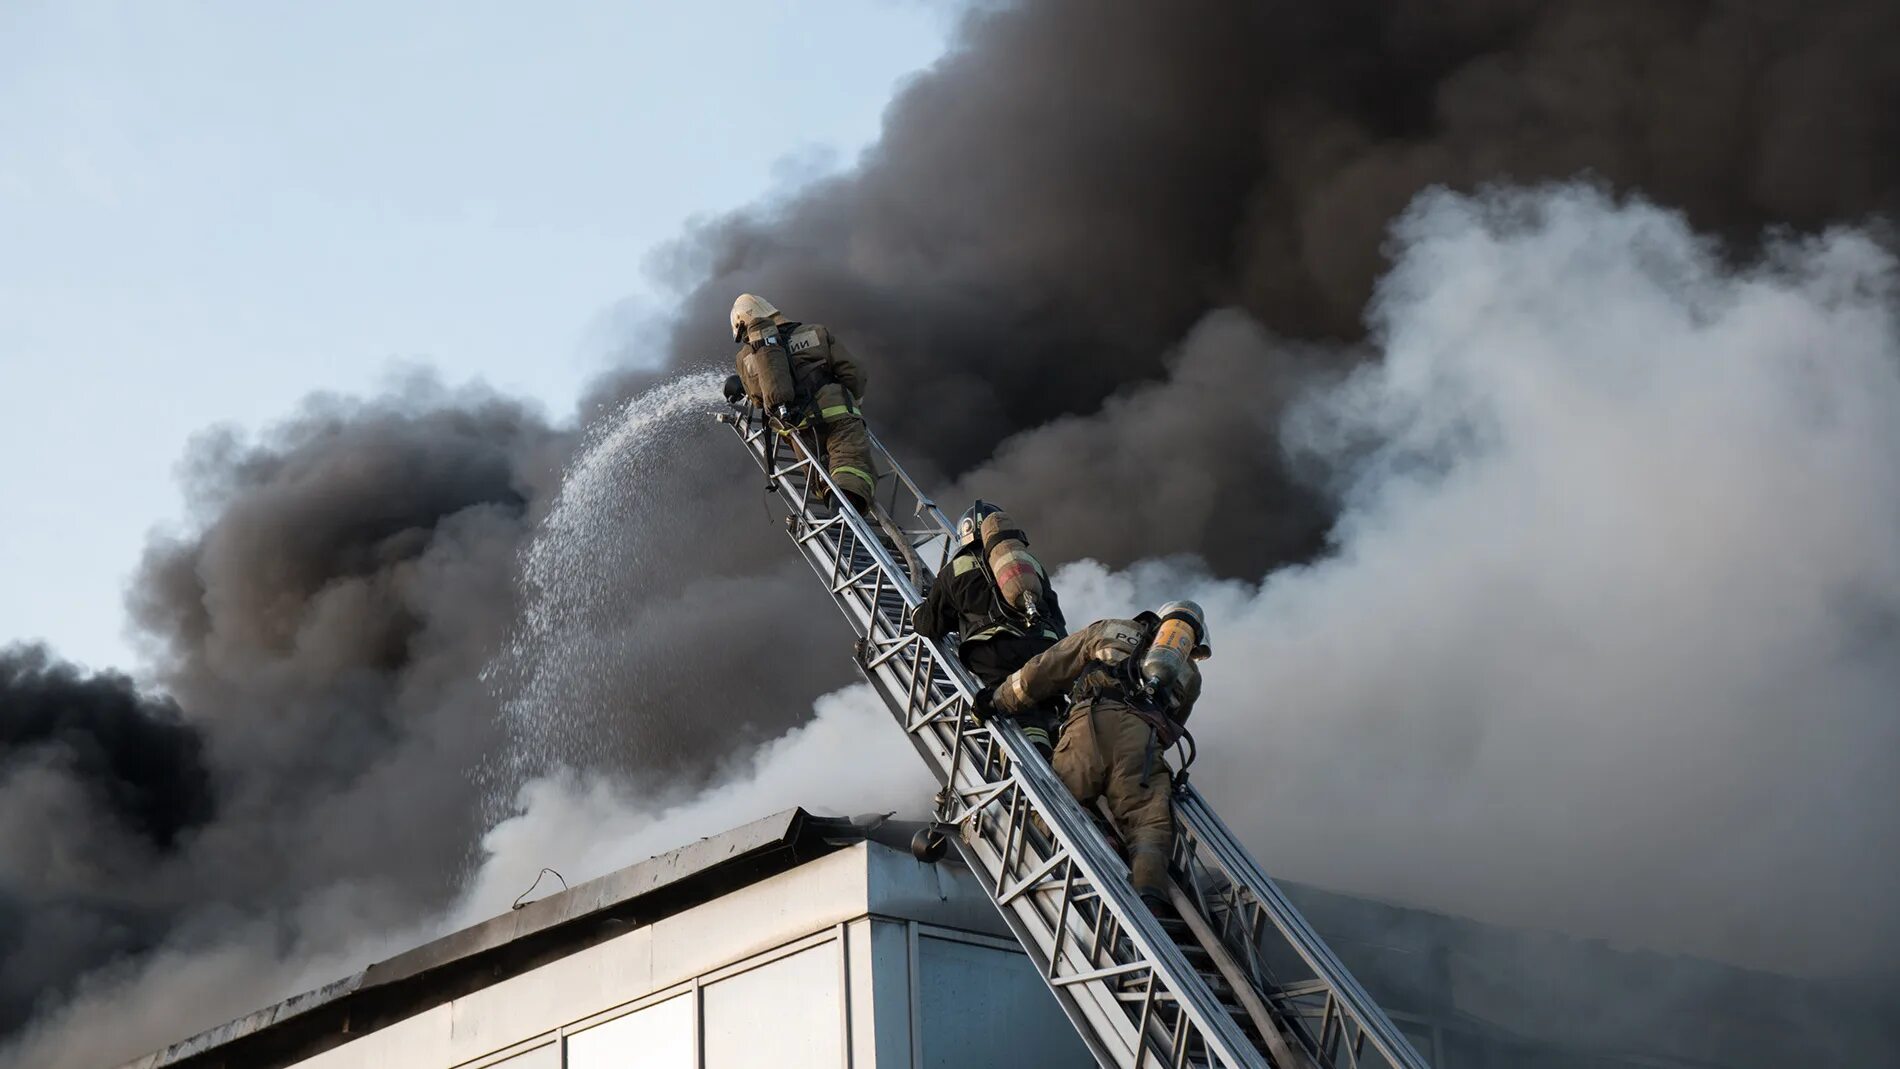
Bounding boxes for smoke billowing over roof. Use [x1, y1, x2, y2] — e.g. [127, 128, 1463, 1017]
[5, 1, 1899, 1065]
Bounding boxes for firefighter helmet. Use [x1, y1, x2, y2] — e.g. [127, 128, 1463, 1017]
[730, 293, 780, 342]
[956, 500, 1003, 550]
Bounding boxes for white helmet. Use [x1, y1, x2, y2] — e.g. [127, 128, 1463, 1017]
[730, 293, 779, 342]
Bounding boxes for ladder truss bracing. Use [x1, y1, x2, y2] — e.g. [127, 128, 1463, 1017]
[718, 403, 1431, 1069]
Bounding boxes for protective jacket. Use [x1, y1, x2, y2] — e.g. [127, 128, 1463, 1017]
[734, 319, 874, 504]
[994, 617, 1201, 900]
[733, 320, 866, 404]
[913, 548, 1065, 648]
[993, 617, 1200, 723]
[916, 546, 1066, 753]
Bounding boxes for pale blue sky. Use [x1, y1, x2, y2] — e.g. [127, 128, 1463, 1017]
[0, 1, 951, 672]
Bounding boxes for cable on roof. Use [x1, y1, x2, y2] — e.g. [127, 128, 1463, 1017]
[511, 867, 568, 910]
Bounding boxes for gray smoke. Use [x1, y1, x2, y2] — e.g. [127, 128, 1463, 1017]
[1046, 184, 1900, 977]
[2, 377, 567, 1063]
[0, 645, 211, 1035]
[6, 0, 1900, 1063]
[127, 376, 564, 914]
[634, 0, 1900, 571]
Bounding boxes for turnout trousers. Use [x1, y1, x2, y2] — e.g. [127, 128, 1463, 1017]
[1052, 696, 1174, 900]
[813, 382, 873, 507]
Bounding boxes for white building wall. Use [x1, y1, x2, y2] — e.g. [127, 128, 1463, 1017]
[286, 844, 1090, 1069]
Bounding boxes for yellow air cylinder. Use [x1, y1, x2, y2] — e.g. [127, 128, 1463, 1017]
[979, 511, 1044, 616]
[1140, 615, 1199, 697]
[740, 327, 797, 411]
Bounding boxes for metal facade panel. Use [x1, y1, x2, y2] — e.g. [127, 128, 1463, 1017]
[287, 1005, 453, 1069]
[914, 934, 1092, 1069]
[443, 926, 655, 1061]
[701, 943, 845, 1068]
[862, 841, 1010, 937]
[859, 919, 916, 1068]
[645, 846, 868, 986]
[565, 993, 695, 1068]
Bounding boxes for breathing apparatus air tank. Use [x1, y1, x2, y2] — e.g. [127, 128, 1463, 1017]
[978, 509, 1046, 621]
[739, 320, 798, 412]
[1139, 600, 1210, 700]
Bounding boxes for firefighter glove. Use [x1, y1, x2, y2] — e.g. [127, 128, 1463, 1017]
[969, 684, 999, 724]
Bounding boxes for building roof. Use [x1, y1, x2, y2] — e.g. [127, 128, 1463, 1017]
[119, 808, 927, 1069]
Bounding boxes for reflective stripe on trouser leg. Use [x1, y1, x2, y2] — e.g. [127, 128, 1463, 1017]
[1018, 722, 1052, 751]
[1016, 707, 1056, 754]
[830, 464, 876, 501]
[816, 384, 874, 503]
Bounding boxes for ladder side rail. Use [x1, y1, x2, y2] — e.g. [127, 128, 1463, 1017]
[739, 412, 1261, 1067]
[851, 586, 1257, 1069]
[864, 427, 956, 531]
[864, 427, 958, 580]
[854, 423, 1432, 1069]
[746, 422, 1256, 1068]
[857, 665, 1151, 1069]
[722, 408, 1265, 1068]
[1173, 789, 1432, 1069]
[862, 427, 974, 579]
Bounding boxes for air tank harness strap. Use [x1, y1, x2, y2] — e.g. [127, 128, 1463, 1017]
[1138, 718, 1197, 790]
[1072, 660, 1193, 788]
[770, 403, 815, 432]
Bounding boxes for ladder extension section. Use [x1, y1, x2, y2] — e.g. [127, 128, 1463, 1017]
[718, 404, 1431, 1069]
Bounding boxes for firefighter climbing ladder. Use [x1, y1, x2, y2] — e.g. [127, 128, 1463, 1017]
[718, 401, 1432, 1069]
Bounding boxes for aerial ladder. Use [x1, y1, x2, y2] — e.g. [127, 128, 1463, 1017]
[717, 397, 1432, 1069]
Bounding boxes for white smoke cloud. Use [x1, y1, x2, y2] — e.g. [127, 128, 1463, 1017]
[457, 684, 930, 924]
[1055, 186, 1900, 975]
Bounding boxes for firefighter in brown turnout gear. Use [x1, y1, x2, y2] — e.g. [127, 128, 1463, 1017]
[726, 293, 874, 509]
[912, 501, 1066, 758]
[982, 601, 1211, 910]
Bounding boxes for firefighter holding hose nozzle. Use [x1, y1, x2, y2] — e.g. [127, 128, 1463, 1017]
[977, 600, 1210, 913]
[724, 293, 874, 511]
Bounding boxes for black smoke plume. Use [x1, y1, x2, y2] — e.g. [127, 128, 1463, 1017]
[7, 0, 1900, 1064]
[4, 379, 566, 1063]
[0, 645, 211, 1033]
[635, 0, 1900, 570]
